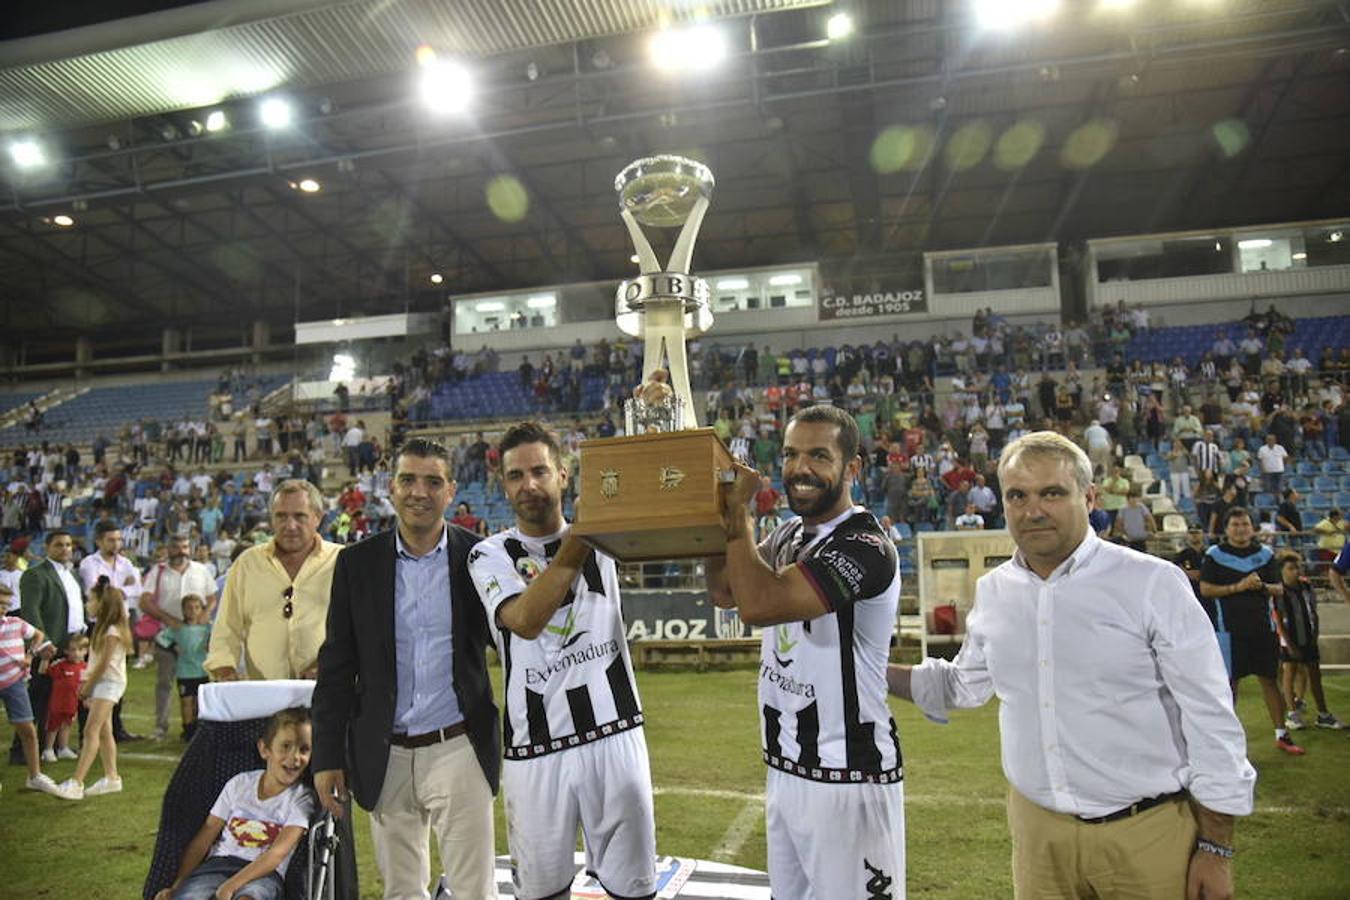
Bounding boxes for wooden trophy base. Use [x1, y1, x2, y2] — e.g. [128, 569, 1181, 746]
[572, 428, 733, 562]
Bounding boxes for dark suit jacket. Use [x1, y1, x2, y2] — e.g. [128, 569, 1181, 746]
[311, 526, 500, 811]
[19, 559, 73, 647]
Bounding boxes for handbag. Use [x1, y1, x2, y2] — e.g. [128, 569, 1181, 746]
[1214, 599, 1233, 679]
[133, 563, 165, 642]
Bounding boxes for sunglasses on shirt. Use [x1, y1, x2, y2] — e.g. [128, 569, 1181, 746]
[282, 586, 294, 619]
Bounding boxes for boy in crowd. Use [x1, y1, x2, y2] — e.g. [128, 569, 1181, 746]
[1275, 553, 1344, 732]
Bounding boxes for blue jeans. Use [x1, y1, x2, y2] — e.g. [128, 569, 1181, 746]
[173, 856, 285, 900]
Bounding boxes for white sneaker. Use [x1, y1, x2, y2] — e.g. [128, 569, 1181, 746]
[25, 773, 58, 794]
[40, 749, 57, 763]
[85, 776, 123, 797]
[51, 778, 84, 800]
[132, 655, 151, 669]
[57, 747, 78, 760]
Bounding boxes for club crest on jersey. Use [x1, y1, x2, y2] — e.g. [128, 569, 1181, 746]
[515, 557, 542, 582]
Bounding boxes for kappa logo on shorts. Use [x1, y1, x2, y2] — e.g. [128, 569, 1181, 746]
[863, 858, 893, 900]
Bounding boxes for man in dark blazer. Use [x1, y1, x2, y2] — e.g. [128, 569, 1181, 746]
[312, 438, 500, 900]
[12, 531, 81, 762]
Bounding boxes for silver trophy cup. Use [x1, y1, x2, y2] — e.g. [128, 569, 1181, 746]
[614, 155, 715, 431]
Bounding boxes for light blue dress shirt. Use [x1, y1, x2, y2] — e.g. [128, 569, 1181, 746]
[392, 526, 463, 735]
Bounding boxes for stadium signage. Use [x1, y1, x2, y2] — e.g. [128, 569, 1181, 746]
[819, 286, 927, 320]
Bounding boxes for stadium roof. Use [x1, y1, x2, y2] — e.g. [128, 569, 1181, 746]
[1, 0, 1348, 362]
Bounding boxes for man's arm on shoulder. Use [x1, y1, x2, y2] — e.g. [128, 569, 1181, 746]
[492, 537, 590, 640]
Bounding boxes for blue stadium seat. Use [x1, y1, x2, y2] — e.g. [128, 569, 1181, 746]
[1336, 492, 1350, 510]
[1296, 461, 1319, 476]
[1308, 493, 1333, 511]
[1287, 476, 1312, 493]
[1331, 446, 1349, 461]
[1323, 460, 1344, 475]
[1314, 476, 1338, 493]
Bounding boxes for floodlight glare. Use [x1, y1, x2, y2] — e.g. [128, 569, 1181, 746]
[329, 353, 356, 382]
[260, 98, 293, 129]
[10, 139, 46, 169]
[297, 178, 321, 193]
[205, 110, 228, 132]
[52, 214, 75, 227]
[419, 60, 473, 114]
[1292, 252, 1307, 260]
[429, 273, 444, 285]
[826, 13, 855, 40]
[716, 278, 750, 290]
[649, 24, 728, 73]
[1237, 239, 1272, 250]
[526, 294, 556, 309]
[768, 273, 803, 286]
[475, 300, 505, 312]
[974, 0, 1060, 29]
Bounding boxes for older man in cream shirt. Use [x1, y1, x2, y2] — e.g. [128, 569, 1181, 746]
[888, 431, 1255, 900]
[206, 480, 341, 680]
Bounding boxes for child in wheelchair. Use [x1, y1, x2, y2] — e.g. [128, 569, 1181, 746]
[154, 706, 315, 900]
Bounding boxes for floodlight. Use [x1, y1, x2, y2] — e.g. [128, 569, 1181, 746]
[260, 98, 293, 129]
[419, 59, 473, 114]
[826, 13, 855, 40]
[9, 140, 46, 168]
[629, 253, 641, 264]
[973, 0, 1060, 29]
[1331, 231, 1344, 243]
[1237, 239, 1271, 250]
[52, 215, 75, 227]
[768, 273, 803, 286]
[526, 294, 556, 309]
[430, 273, 444, 285]
[475, 301, 505, 312]
[329, 353, 356, 382]
[297, 178, 321, 193]
[205, 110, 228, 132]
[649, 25, 728, 73]
[716, 278, 750, 290]
[1292, 252, 1307, 260]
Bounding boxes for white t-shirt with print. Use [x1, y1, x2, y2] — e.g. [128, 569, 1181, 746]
[208, 770, 315, 876]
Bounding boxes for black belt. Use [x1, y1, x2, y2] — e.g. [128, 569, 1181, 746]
[1077, 790, 1187, 825]
[390, 721, 467, 748]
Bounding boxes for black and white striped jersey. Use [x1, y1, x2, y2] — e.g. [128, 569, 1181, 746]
[468, 525, 643, 760]
[757, 506, 902, 783]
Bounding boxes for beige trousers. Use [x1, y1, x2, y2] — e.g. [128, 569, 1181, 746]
[1008, 787, 1197, 899]
[370, 735, 496, 900]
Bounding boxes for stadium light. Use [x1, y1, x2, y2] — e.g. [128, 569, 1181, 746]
[526, 294, 556, 309]
[296, 178, 321, 193]
[973, 0, 1060, 30]
[649, 24, 728, 74]
[329, 353, 356, 382]
[429, 273, 444, 285]
[1237, 239, 1271, 250]
[826, 12, 855, 40]
[419, 58, 473, 114]
[205, 110, 229, 132]
[259, 98, 293, 129]
[9, 139, 46, 169]
[716, 278, 750, 290]
[51, 214, 75, 227]
[768, 273, 803, 286]
[475, 300, 505, 312]
[1292, 252, 1307, 260]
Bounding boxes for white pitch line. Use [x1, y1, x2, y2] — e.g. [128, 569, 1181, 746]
[651, 785, 1344, 817]
[710, 798, 763, 863]
[120, 752, 183, 763]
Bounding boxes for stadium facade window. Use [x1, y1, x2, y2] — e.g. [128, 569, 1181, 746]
[1299, 223, 1350, 269]
[931, 247, 1053, 293]
[1236, 230, 1304, 273]
[1095, 237, 1232, 282]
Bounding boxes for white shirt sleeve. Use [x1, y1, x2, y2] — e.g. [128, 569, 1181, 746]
[467, 540, 529, 627]
[1145, 564, 1257, 816]
[909, 587, 996, 723]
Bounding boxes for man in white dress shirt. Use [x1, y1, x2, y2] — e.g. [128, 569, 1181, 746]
[887, 431, 1255, 899]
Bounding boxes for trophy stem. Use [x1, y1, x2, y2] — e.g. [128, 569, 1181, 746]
[641, 301, 700, 428]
